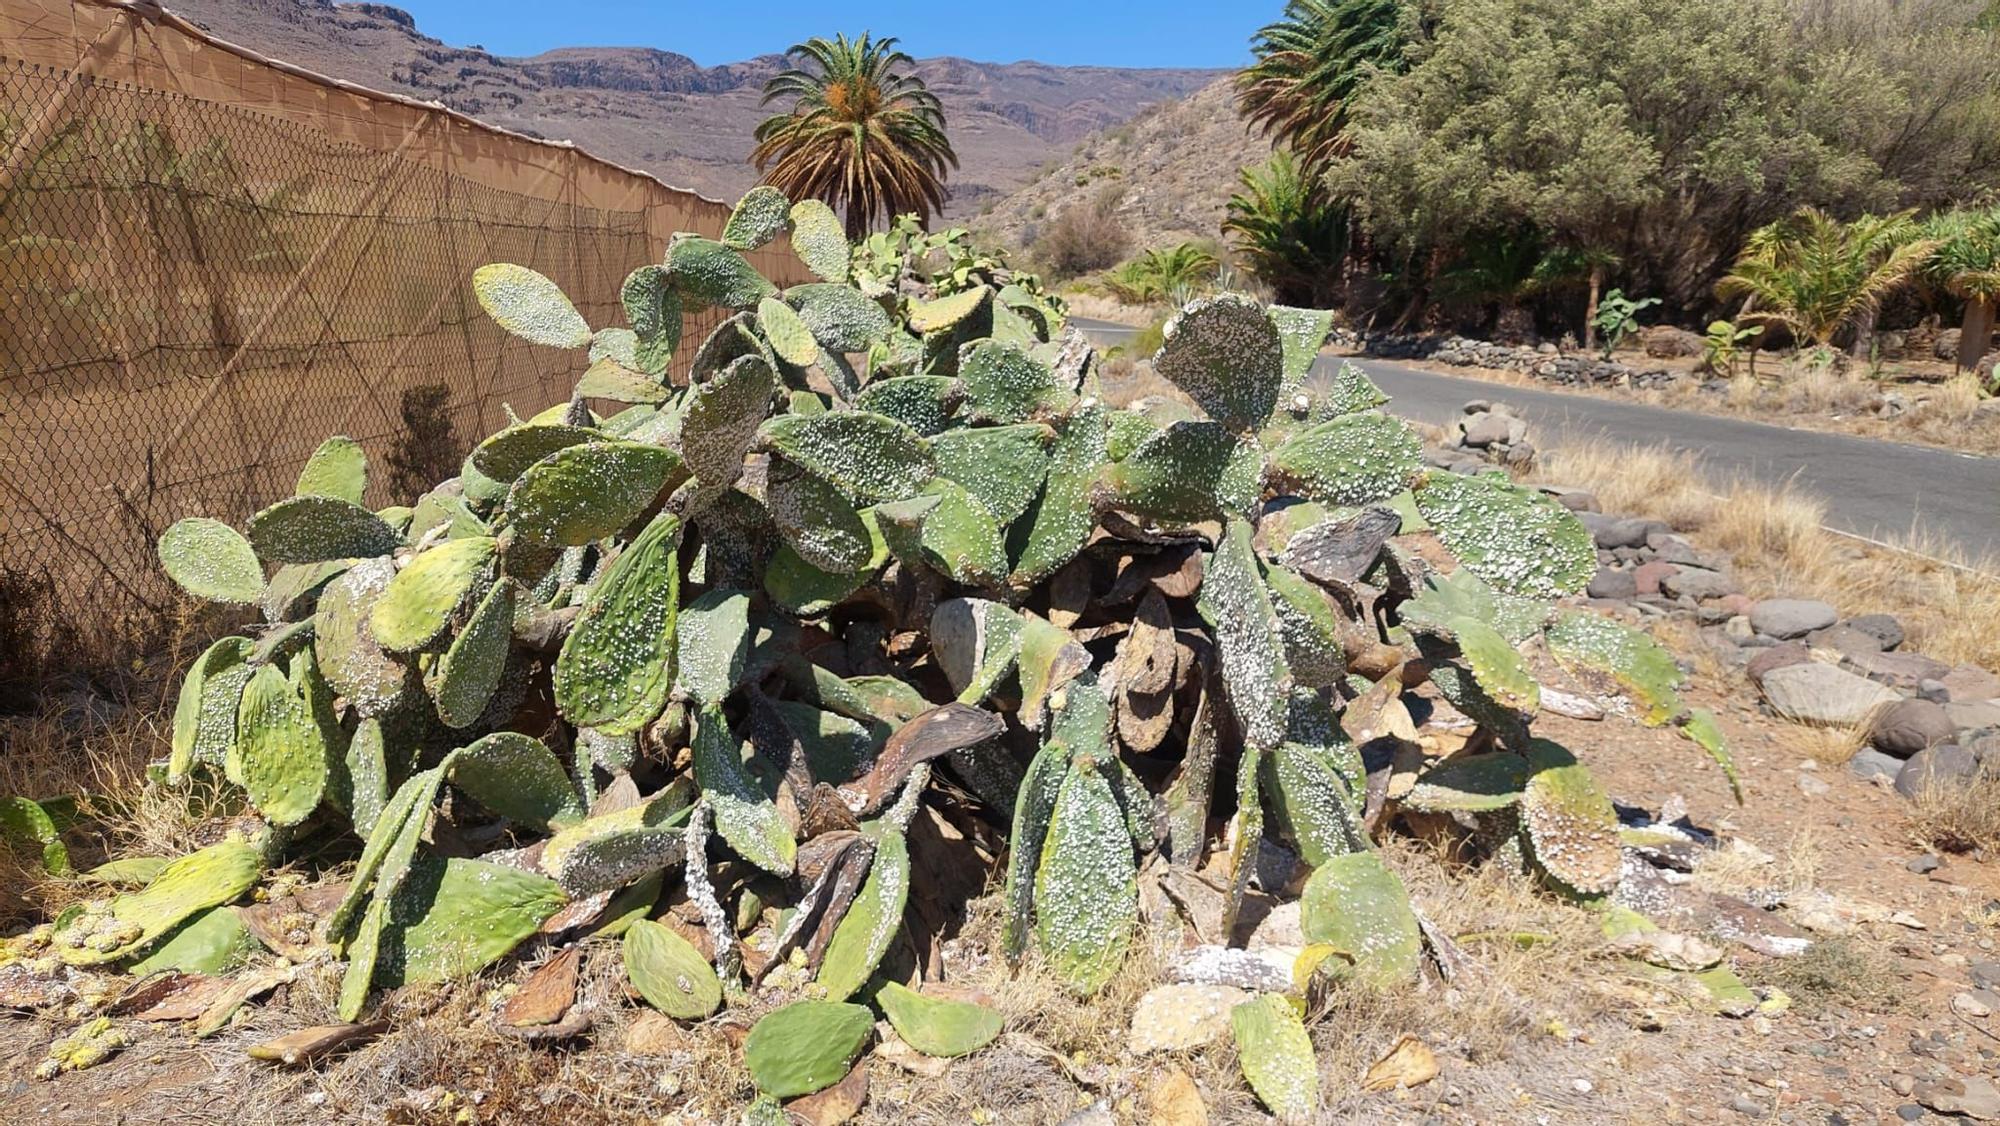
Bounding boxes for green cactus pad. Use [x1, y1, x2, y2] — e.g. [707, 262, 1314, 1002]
[768, 457, 874, 573]
[157, 518, 265, 605]
[1106, 420, 1263, 523]
[1034, 758, 1138, 995]
[1154, 294, 1285, 431]
[1230, 993, 1319, 1122]
[1010, 401, 1108, 585]
[1004, 741, 1066, 964]
[593, 324, 640, 368]
[1105, 409, 1160, 462]
[448, 732, 583, 829]
[678, 352, 776, 498]
[58, 836, 261, 965]
[127, 905, 257, 975]
[875, 980, 1003, 1058]
[690, 311, 774, 383]
[818, 826, 910, 999]
[1519, 740, 1622, 898]
[743, 1000, 873, 1098]
[909, 479, 1009, 587]
[1259, 560, 1346, 688]
[169, 635, 254, 780]
[1545, 611, 1686, 727]
[310, 558, 409, 718]
[554, 512, 681, 734]
[957, 339, 1073, 423]
[473, 263, 592, 349]
[667, 236, 778, 310]
[789, 199, 850, 283]
[758, 412, 934, 502]
[1299, 850, 1422, 987]
[909, 286, 992, 334]
[374, 855, 566, 988]
[1265, 413, 1423, 507]
[1405, 752, 1530, 812]
[1203, 519, 1294, 751]
[790, 283, 895, 352]
[621, 264, 683, 375]
[540, 788, 693, 895]
[1401, 567, 1549, 643]
[326, 763, 449, 944]
[757, 295, 820, 367]
[853, 375, 961, 436]
[502, 440, 687, 546]
[429, 580, 514, 728]
[769, 700, 879, 781]
[345, 717, 391, 838]
[1451, 615, 1543, 714]
[234, 662, 328, 827]
[1318, 360, 1390, 417]
[1678, 708, 1742, 802]
[724, 185, 792, 251]
[0, 796, 68, 875]
[1262, 714, 1365, 865]
[676, 589, 751, 706]
[296, 436, 368, 505]
[1016, 615, 1090, 731]
[372, 536, 496, 652]
[243, 495, 398, 565]
[471, 424, 600, 484]
[693, 703, 795, 876]
[624, 917, 722, 1018]
[1268, 305, 1335, 404]
[576, 357, 671, 404]
[932, 423, 1053, 527]
[1413, 472, 1596, 599]
[765, 512, 885, 616]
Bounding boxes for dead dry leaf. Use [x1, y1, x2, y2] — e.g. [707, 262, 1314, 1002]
[502, 945, 580, 1027]
[786, 1063, 868, 1124]
[1361, 1035, 1439, 1092]
[1148, 1066, 1209, 1126]
[248, 1021, 386, 1066]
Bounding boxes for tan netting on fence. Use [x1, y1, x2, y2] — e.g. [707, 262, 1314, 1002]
[0, 0, 802, 679]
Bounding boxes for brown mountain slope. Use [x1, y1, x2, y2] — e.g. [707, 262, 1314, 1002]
[974, 79, 1273, 261]
[163, 0, 1224, 211]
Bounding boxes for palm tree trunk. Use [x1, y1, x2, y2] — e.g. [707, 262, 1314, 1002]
[1849, 305, 1877, 363]
[1959, 298, 1997, 373]
[1582, 264, 1605, 353]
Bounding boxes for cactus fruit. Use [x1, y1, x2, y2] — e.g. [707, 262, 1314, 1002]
[1230, 993, 1319, 1122]
[875, 981, 1003, 1058]
[816, 826, 909, 1000]
[158, 518, 265, 604]
[743, 1000, 873, 1098]
[474, 263, 593, 349]
[623, 917, 722, 1018]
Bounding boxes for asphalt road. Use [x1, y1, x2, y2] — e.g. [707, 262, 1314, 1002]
[1069, 317, 1999, 560]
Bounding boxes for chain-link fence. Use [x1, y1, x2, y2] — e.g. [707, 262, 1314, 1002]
[0, 1, 791, 687]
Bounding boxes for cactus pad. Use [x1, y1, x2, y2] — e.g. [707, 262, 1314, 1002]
[234, 661, 328, 826]
[788, 199, 850, 283]
[875, 980, 1003, 1058]
[0, 797, 68, 875]
[909, 286, 991, 334]
[743, 1000, 873, 1098]
[576, 358, 670, 404]
[296, 436, 368, 505]
[853, 375, 961, 436]
[1405, 752, 1529, 812]
[1203, 519, 1294, 751]
[764, 518, 884, 617]
[1107, 420, 1263, 523]
[169, 635, 254, 780]
[472, 424, 600, 484]
[667, 236, 777, 310]
[1260, 561, 1345, 688]
[1034, 758, 1137, 994]
[932, 424, 1053, 527]
[724, 185, 792, 251]
[1011, 402, 1108, 585]
[817, 826, 910, 999]
[502, 440, 687, 546]
[1154, 294, 1284, 431]
[57, 836, 261, 965]
[677, 352, 776, 499]
[1319, 360, 1391, 417]
[1265, 413, 1423, 507]
[374, 855, 565, 988]
[758, 412, 934, 501]
[617, 263, 682, 375]
[624, 917, 722, 1018]
[1413, 472, 1595, 598]
[1298, 851, 1422, 987]
[957, 339, 1073, 423]
[1519, 740, 1622, 898]
[692, 704, 795, 876]
[1678, 707, 1742, 802]
[1268, 304, 1335, 405]
[429, 580, 514, 727]
[158, 518, 266, 604]
[127, 905, 258, 975]
[310, 558, 409, 718]
[790, 283, 895, 352]
[554, 512, 681, 734]
[448, 732, 584, 829]
[1230, 993, 1319, 1122]
[1545, 611, 1686, 726]
[767, 457, 875, 572]
[906, 479, 1009, 586]
[757, 295, 820, 367]
[372, 536, 496, 651]
[540, 788, 693, 896]
[473, 263, 592, 349]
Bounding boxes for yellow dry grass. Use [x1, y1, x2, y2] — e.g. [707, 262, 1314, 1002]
[1524, 437, 2000, 670]
[1905, 774, 2000, 854]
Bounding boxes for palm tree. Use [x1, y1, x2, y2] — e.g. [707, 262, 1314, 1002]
[1922, 207, 2000, 372]
[1716, 208, 1936, 352]
[1235, 0, 1411, 170]
[1103, 243, 1221, 305]
[1223, 150, 1351, 308]
[753, 34, 958, 240]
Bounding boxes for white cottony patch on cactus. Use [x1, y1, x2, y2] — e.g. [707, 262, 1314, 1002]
[1154, 294, 1285, 432]
[158, 517, 266, 605]
[789, 282, 895, 353]
[758, 412, 934, 502]
[1519, 739, 1623, 898]
[1108, 420, 1265, 523]
[473, 263, 592, 349]
[1412, 471, 1596, 598]
[666, 236, 778, 311]
[553, 512, 680, 734]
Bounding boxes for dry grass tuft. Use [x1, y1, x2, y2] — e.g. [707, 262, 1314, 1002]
[1739, 935, 1910, 1016]
[1781, 723, 1871, 768]
[1525, 437, 2000, 669]
[1905, 774, 2000, 855]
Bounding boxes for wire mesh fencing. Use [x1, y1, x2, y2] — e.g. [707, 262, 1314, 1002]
[0, 47, 740, 685]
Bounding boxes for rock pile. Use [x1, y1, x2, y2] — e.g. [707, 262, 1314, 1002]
[1341, 331, 1682, 390]
[1433, 400, 1535, 470]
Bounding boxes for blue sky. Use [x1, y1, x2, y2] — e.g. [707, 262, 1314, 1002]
[388, 2, 1275, 68]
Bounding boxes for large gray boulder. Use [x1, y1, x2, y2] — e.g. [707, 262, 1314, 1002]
[1749, 599, 1839, 640]
[1896, 744, 1978, 799]
[1760, 662, 1900, 727]
[1870, 699, 1956, 758]
[1844, 613, 1905, 651]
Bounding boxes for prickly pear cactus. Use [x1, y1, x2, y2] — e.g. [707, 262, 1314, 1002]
[743, 1000, 873, 1098]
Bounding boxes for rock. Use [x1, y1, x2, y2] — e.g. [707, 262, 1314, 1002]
[1643, 325, 1706, 359]
[1462, 400, 1492, 415]
[1896, 745, 1978, 798]
[1796, 773, 1831, 797]
[1760, 662, 1900, 727]
[1966, 729, 2000, 768]
[1539, 485, 1601, 513]
[1970, 961, 2000, 991]
[1646, 534, 1705, 566]
[1724, 616, 1756, 644]
[1848, 748, 1903, 782]
[1805, 625, 1883, 659]
[1954, 990, 1992, 1017]
[1632, 561, 1679, 596]
[1746, 642, 1812, 686]
[1460, 413, 1511, 449]
[1870, 699, 1957, 757]
[1941, 666, 2000, 703]
[1948, 701, 2000, 732]
[1916, 1075, 2000, 1121]
[1128, 984, 1248, 1055]
[1662, 567, 1737, 602]
[1934, 328, 1962, 361]
[1727, 1093, 1769, 1118]
[1748, 599, 1839, 640]
[1579, 513, 1654, 550]
[1845, 613, 1905, 651]
[1587, 568, 1639, 600]
[1842, 649, 1953, 692]
[1907, 855, 1942, 874]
